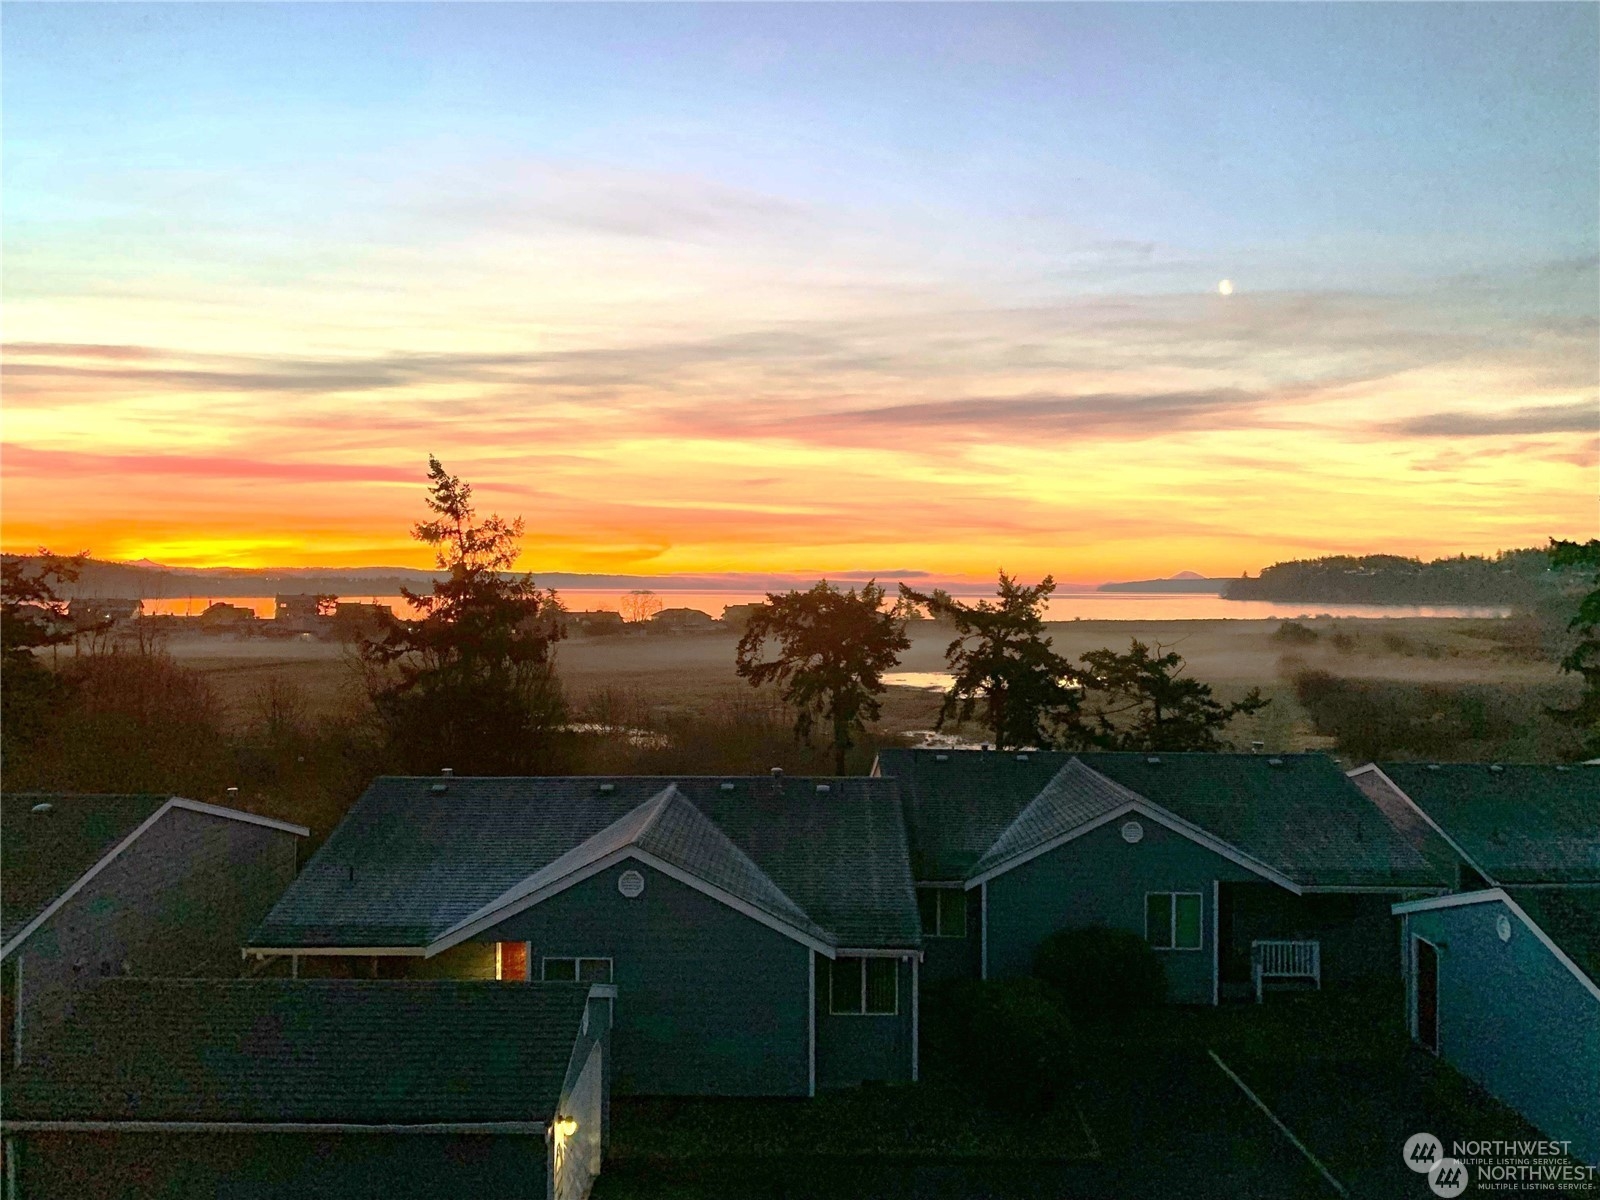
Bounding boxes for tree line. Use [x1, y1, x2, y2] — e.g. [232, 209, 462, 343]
[1223, 548, 1579, 606]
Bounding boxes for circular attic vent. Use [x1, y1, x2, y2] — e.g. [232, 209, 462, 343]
[618, 869, 646, 899]
[1120, 820, 1145, 844]
[1495, 914, 1512, 943]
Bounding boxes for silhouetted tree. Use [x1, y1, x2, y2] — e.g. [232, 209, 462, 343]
[360, 457, 568, 774]
[1, 549, 86, 756]
[1548, 537, 1600, 757]
[735, 580, 909, 774]
[620, 590, 663, 625]
[1077, 639, 1266, 751]
[900, 573, 1082, 750]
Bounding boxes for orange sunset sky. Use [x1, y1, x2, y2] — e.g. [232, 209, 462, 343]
[4, 6, 1596, 582]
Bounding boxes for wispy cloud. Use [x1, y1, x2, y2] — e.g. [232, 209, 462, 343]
[1389, 401, 1598, 437]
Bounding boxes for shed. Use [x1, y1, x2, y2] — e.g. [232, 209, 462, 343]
[1393, 888, 1599, 1166]
[0, 978, 612, 1199]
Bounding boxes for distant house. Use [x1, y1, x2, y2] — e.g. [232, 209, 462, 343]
[197, 601, 256, 630]
[246, 775, 920, 1096]
[720, 604, 759, 634]
[65, 598, 141, 630]
[1, 977, 612, 1199]
[273, 593, 330, 632]
[331, 601, 394, 641]
[648, 607, 718, 634]
[568, 610, 625, 637]
[1354, 762, 1600, 1165]
[0, 795, 307, 1060]
[875, 750, 1444, 1001]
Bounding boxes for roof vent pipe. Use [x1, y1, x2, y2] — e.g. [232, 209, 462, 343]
[1250, 741, 1265, 754]
[770, 767, 783, 778]
[441, 767, 454, 778]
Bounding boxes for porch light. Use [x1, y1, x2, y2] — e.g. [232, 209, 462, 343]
[554, 1117, 578, 1138]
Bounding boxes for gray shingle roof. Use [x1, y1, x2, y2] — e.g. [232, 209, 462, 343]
[2, 794, 171, 946]
[1376, 763, 1600, 884]
[252, 776, 919, 951]
[969, 759, 1141, 878]
[0, 979, 591, 1124]
[879, 749, 1444, 889]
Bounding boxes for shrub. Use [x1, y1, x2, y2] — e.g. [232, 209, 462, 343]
[944, 979, 1076, 1114]
[1272, 620, 1320, 646]
[1033, 926, 1166, 1023]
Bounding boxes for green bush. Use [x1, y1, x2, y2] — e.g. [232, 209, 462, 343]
[1271, 620, 1320, 645]
[1033, 926, 1166, 1022]
[945, 979, 1076, 1114]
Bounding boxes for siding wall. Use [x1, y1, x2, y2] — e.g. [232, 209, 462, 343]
[13, 809, 299, 1052]
[919, 888, 982, 984]
[481, 860, 812, 1097]
[984, 818, 1263, 1003]
[1224, 886, 1405, 986]
[1406, 901, 1600, 1166]
[813, 954, 916, 1089]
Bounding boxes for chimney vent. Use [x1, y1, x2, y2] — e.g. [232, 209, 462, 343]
[441, 767, 454, 778]
[598, 782, 615, 793]
[770, 767, 784, 779]
[1251, 741, 1265, 754]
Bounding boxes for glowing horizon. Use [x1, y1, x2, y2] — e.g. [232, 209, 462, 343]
[4, 5, 1596, 579]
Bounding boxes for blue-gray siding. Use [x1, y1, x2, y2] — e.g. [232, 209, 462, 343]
[814, 954, 916, 1089]
[1405, 900, 1600, 1166]
[919, 889, 982, 985]
[482, 861, 812, 1097]
[12, 808, 299, 1049]
[983, 818, 1263, 1003]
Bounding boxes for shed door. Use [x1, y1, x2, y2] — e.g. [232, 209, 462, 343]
[1414, 938, 1439, 1054]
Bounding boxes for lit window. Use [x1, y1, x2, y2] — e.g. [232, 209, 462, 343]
[496, 942, 529, 981]
[542, 957, 612, 983]
[916, 887, 968, 938]
[829, 956, 898, 1015]
[1145, 892, 1203, 951]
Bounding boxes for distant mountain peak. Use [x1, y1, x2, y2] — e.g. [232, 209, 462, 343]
[1170, 570, 1206, 580]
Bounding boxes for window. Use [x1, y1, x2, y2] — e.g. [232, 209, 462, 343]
[495, 942, 529, 981]
[829, 956, 898, 1015]
[542, 957, 613, 983]
[1145, 892, 1203, 951]
[916, 887, 968, 938]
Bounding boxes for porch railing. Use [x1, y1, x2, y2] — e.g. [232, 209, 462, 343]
[1250, 939, 1321, 1003]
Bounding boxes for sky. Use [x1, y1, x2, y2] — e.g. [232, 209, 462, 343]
[3, 3, 1596, 582]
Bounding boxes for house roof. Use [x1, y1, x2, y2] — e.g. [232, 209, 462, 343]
[2, 794, 171, 946]
[1373, 763, 1600, 884]
[1504, 888, 1600, 986]
[879, 749, 1443, 889]
[969, 759, 1143, 879]
[2, 794, 309, 954]
[0, 979, 592, 1125]
[250, 776, 919, 952]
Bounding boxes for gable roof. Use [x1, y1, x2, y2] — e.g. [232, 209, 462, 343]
[0, 978, 593, 1125]
[250, 776, 919, 953]
[2, 794, 308, 954]
[1365, 763, 1600, 884]
[1346, 767, 1465, 882]
[879, 749, 1444, 890]
[433, 785, 831, 951]
[969, 759, 1143, 879]
[1393, 888, 1600, 1001]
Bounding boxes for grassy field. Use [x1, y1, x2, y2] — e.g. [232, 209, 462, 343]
[163, 615, 1573, 756]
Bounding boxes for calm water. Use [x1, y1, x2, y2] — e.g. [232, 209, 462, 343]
[132, 590, 1513, 622]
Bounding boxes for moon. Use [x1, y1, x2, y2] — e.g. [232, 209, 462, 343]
[1218, 279, 1234, 296]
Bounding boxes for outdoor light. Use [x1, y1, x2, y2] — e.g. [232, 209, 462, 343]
[554, 1117, 578, 1138]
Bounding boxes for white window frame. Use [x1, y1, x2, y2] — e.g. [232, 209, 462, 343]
[828, 956, 899, 1017]
[541, 956, 614, 984]
[1145, 891, 1204, 952]
[916, 885, 968, 939]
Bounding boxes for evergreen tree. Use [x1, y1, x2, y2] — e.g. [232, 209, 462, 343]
[735, 580, 909, 774]
[901, 573, 1082, 750]
[1077, 639, 1266, 751]
[360, 458, 568, 774]
[1548, 538, 1600, 757]
[1, 549, 86, 757]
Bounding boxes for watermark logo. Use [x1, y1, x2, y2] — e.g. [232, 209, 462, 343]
[1405, 1133, 1444, 1174]
[1429, 1159, 1469, 1198]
